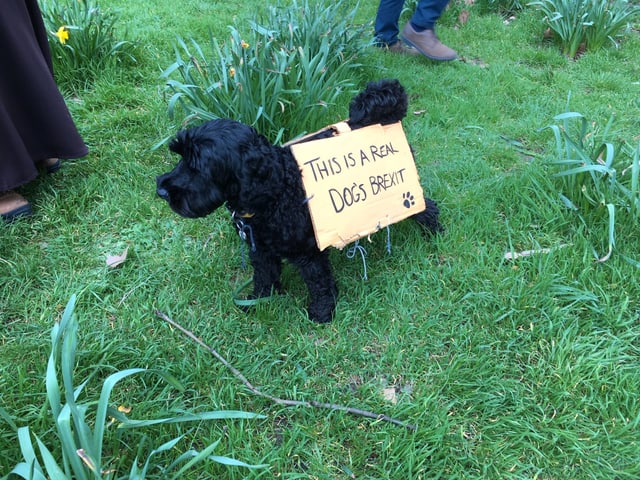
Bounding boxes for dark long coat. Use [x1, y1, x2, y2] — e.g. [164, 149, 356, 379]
[0, 0, 88, 192]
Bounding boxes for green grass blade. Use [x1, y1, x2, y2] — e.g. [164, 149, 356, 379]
[631, 142, 640, 217]
[0, 405, 18, 432]
[138, 434, 185, 477]
[170, 440, 221, 479]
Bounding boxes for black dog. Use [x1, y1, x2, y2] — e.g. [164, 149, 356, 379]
[156, 79, 441, 323]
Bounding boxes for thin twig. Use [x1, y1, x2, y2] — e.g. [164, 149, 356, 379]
[155, 310, 417, 430]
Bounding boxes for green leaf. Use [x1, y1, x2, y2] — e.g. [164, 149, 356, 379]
[55, 404, 88, 480]
[16, 427, 42, 475]
[35, 435, 69, 479]
[93, 367, 146, 461]
[0, 405, 18, 432]
[114, 410, 265, 429]
[209, 455, 269, 469]
[9, 461, 47, 480]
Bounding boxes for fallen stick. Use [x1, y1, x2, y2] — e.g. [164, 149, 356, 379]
[155, 310, 417, 431]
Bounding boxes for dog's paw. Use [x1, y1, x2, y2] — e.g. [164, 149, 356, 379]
[402, 191, 415, 209]
[307, 304, 334, 324]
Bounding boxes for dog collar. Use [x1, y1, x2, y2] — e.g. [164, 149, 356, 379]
[229, 210, 257, 259]
[227, 205, 255, 220]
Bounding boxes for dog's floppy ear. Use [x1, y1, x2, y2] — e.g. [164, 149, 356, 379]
[348, 78, 408, 128]
[169, 129, 208, 170]
[238, 133, 286, 209]
[168, 130, 187, 156]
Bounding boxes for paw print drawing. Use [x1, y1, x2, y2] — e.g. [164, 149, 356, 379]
[402, 192, 415, 208]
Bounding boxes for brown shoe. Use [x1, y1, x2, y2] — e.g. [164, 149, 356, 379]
[387, 40, 419, 56]
[0, 191, 32, 222]
[401, 23, 457, 61]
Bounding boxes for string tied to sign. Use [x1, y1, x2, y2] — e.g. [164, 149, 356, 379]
[345, 240, 368, 280]
[344, 226, 393, 280]
[385, 225, 392, 254]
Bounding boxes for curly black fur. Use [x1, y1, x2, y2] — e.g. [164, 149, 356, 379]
[156, 79, 442, 323]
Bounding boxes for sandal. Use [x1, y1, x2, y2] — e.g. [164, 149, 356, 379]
[0, 191, 32, 222]
[43, 158, 61, 173]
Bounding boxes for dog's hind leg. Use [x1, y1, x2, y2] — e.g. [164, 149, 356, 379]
[412, 197, 443, 236]
[250, 251, 283, 298]
[289, 251, 338, 324]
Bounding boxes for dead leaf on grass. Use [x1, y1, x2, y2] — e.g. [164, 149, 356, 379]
[383, 387, 398, 404]
[458, 10, 470, 26]
[462, 57, 489, 68]
[595, 245, 613, 263]
[504, 244, 568, 260]
[106, 246, 129, 268]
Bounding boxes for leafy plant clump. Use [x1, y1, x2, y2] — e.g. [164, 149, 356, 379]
[541, 109, 640, 262]
[530, 0, 640, 58]
[162, 0, 371, 144]
[0, 295, 266, 479]
[473, 0, 526, 16]
[39, 0, 137, 92]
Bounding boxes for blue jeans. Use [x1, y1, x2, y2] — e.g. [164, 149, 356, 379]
[375, 0, 450, 46]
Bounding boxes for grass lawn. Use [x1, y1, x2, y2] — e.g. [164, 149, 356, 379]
[2, 0, 640, 478]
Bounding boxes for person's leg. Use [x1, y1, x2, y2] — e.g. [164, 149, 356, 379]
[410, 0, 450, 30]
[374, 0, 405, 46]
[401, 0, 457, 61]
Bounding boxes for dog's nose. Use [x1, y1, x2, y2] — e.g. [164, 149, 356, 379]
[156, 187, 169, 200]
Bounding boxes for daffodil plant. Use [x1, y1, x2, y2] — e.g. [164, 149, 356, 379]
[39, 0, 136, 92]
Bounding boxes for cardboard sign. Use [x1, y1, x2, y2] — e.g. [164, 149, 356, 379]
[290, 122, 425, 250]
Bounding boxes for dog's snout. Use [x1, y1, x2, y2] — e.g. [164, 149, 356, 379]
[156, 175, 170, 200]
[156, 186, 169, 200]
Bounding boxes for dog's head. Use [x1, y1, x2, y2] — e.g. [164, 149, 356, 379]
[156, 118, 282, 218]
[348, 78, 408, 129]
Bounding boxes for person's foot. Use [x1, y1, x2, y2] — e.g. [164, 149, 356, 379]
[401, 23, 457, 61]
[0, 192, 32, 222]
[42, 158, 61, 173]
[387, 40, 419, 56]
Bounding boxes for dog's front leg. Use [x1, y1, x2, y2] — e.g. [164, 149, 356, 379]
[289, 251, 338, 323]
[249, 250, 283, 298]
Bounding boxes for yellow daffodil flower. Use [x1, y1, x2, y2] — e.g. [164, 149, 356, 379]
[55, 26, 69, 44]
[229, 67, 236, 78]
[240, 40, 250, 49]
